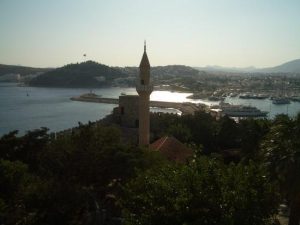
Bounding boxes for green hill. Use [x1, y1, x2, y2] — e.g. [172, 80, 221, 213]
[29, 61, 128, 88]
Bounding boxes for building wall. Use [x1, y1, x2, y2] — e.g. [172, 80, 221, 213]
[119, 95, 139, 128]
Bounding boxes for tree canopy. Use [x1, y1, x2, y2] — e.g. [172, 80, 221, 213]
[2, 112, 300, 224]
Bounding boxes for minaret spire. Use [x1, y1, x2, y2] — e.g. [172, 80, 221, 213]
[136, 41, 153, 147]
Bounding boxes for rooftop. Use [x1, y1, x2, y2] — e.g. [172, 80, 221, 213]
[150, 136, 193, 163]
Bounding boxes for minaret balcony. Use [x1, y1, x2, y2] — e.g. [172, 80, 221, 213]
[136, 84, 153, 93]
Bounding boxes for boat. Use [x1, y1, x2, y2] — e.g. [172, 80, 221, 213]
[229, 92, 238, 97]
[208, 96, 224, 101]
[239, 93, 268, 99]
[239, 93, 252, 99]
[272, 97, 290, 105]
[290, 96, 300, 102]
[219, 103, 268, 117]
[272, 77, 290, 105]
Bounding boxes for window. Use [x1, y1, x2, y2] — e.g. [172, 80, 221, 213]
[121, 106, 124, 115]
[141, 79, 144, 85]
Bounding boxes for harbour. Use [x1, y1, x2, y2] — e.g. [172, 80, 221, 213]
[1, 83, 300, 136]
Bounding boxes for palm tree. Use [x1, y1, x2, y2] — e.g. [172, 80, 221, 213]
[262, 114, 300, 225]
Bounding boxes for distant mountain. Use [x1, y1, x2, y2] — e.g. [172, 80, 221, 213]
[195, 59, 300, 74]
[0, 64, 51, 76]
[30, 61, 128, 88]
[194, 65, 256, 73]
[259, 59, 300, 73]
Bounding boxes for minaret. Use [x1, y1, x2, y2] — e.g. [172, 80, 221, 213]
[136, 41, 153, 146]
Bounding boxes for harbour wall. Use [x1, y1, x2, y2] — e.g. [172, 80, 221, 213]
[70, 95, 205, 115]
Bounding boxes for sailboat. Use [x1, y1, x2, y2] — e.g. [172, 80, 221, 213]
[272, 76, 290, 105]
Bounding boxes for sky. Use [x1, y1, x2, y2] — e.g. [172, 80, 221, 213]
[0, 0, 300, 68]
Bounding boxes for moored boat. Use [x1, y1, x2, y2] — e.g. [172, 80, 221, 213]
[272, 97, 290, 105]
[219, 103, 268, 117]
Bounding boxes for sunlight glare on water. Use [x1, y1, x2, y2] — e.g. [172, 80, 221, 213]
[150, 91, 192, 102]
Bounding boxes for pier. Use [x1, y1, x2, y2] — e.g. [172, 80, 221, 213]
[70, 94, 205, 115]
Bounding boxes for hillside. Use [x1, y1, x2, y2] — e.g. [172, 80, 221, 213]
[117, 65, 202, 88]
[120, 65, 201, 78]
[28, 63, 201, 88]
[29, 61, 129, 88]
[260, 59, 300, 73]
[0, 64, 51, 76]
[195, 58, 300, 74]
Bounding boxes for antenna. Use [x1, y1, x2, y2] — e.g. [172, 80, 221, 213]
[144, 40, 146, 52]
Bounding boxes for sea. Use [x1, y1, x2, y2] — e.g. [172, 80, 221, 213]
[1, 82, 300, 136]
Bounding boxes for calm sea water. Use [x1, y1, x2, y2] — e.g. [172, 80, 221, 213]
[0, 83, 183, 136]
[0, 83, 300, 136]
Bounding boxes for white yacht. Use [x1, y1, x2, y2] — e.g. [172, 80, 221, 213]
[220, 103, 268, 117]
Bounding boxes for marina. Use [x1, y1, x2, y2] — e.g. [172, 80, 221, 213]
[1, 83, 300, 136]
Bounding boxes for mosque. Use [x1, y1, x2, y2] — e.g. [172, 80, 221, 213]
[117, 42, 152, 146]
[114, 42, 193, 162]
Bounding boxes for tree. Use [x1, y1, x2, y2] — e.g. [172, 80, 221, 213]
[182, 112, 217, 152]
[0, 128, 50, 172]
[121, 157, 279, 225]
[166, 123, 192, 143]
[29, 123, 163, 225]
[216, 116, 239, 149]
[239, 118, 270, 161]
[0, 159, 35, 225]
[261, 113, 300, 225]
[0, 123, 163, 225]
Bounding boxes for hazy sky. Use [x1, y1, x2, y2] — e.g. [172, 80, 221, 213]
[0, 0, 300, 68]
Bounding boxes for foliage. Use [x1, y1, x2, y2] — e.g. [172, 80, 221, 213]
[151, 112, 270, 158]
[3, 111, 299, 225]
[216, 116, 240, 149]
[0, 159, 37, 224]
[0, 123, 159, 225]
[261, 113, 300, 225]
[239, 118, 270, 161]
[0, 128, 50, 171]
[29, 61, 128, 87]
[121, 157, 279, 225]
[151, 112, 218, 152]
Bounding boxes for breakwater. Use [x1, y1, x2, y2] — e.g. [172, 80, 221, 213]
[70, 93, 205, 115]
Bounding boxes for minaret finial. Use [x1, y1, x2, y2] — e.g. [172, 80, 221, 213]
[144, 40, 146, 52]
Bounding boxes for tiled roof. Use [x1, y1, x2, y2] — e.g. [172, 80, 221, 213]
[150, 136, 193, 163]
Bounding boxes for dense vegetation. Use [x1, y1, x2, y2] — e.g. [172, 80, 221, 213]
[29, 61, 128, 88]
[0, 113, 300, 225]
[29, 62, 202, 88]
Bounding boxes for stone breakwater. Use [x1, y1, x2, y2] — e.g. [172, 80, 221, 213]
[70, 93, 205, 115]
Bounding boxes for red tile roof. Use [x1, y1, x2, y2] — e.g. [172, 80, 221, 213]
[150, 136, 193, 163]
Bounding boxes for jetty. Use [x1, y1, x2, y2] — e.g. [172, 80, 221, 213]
[70, 93, 204, 115]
